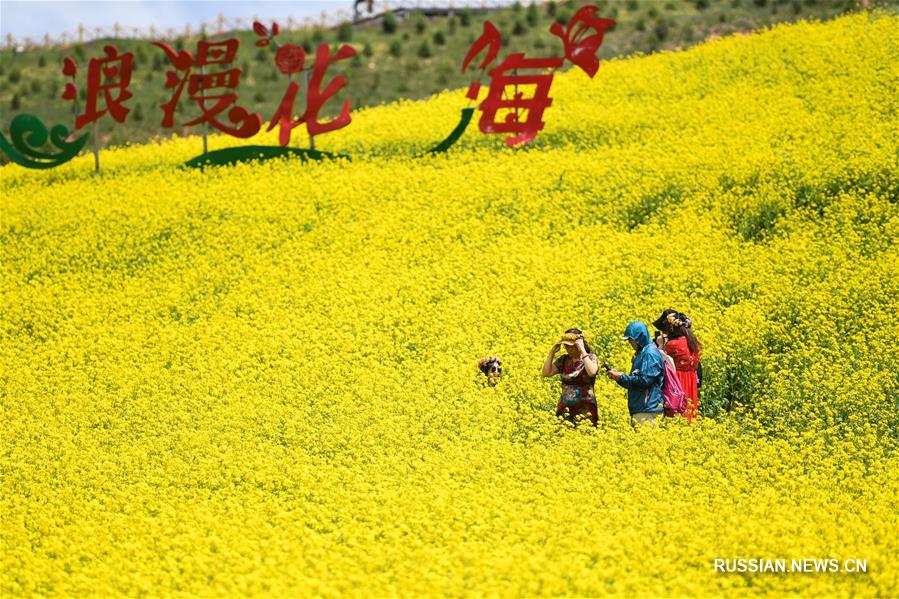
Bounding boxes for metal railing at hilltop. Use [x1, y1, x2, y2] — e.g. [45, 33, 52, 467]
[3, 0, 540, 51]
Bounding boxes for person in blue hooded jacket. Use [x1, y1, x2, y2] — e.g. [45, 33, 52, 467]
[606, 321, 664, 430]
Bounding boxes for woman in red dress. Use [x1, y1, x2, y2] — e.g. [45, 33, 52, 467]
[653, 310, 702, 420]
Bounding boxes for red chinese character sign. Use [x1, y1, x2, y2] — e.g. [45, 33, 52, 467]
[255, 21, 356, 147]
[59, 45, 134, 170]
[62, 46, 134, 130]
[0, 4, 614, 171]
[181, 22, 357, 168]
[153, 38, 261, 139]
[462, 22, 564, 146]
[458, 7, 615, 147]
[422, 5, 614, 155]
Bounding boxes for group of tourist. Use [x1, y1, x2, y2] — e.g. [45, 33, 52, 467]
[541, 310, 702, 430]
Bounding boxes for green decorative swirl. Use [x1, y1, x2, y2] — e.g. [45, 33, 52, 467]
[420, 107, 475, 156]
[0, 114, 89, 169]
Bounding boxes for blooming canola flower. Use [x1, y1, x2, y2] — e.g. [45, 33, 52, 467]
[1, 11, 898, 598]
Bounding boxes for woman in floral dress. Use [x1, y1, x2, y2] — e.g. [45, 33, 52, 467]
[541, 328, 600, 426]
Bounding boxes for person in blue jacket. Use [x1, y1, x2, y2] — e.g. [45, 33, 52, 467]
[606, 321, 664, 430]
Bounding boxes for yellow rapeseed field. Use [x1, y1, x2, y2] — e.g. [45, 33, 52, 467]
[2, 11, 898, 598]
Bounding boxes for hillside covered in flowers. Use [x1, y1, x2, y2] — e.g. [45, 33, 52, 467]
[2, 11, 898, 597]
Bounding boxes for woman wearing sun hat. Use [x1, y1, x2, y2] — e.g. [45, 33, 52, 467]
[541, 328, 599, 426]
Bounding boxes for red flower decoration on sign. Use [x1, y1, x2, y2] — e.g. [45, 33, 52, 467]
[275, 44, 306, 75]
[252, 20, 281, 46]
[62, 57, 78, 77]
[550, 5, 615, 78]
